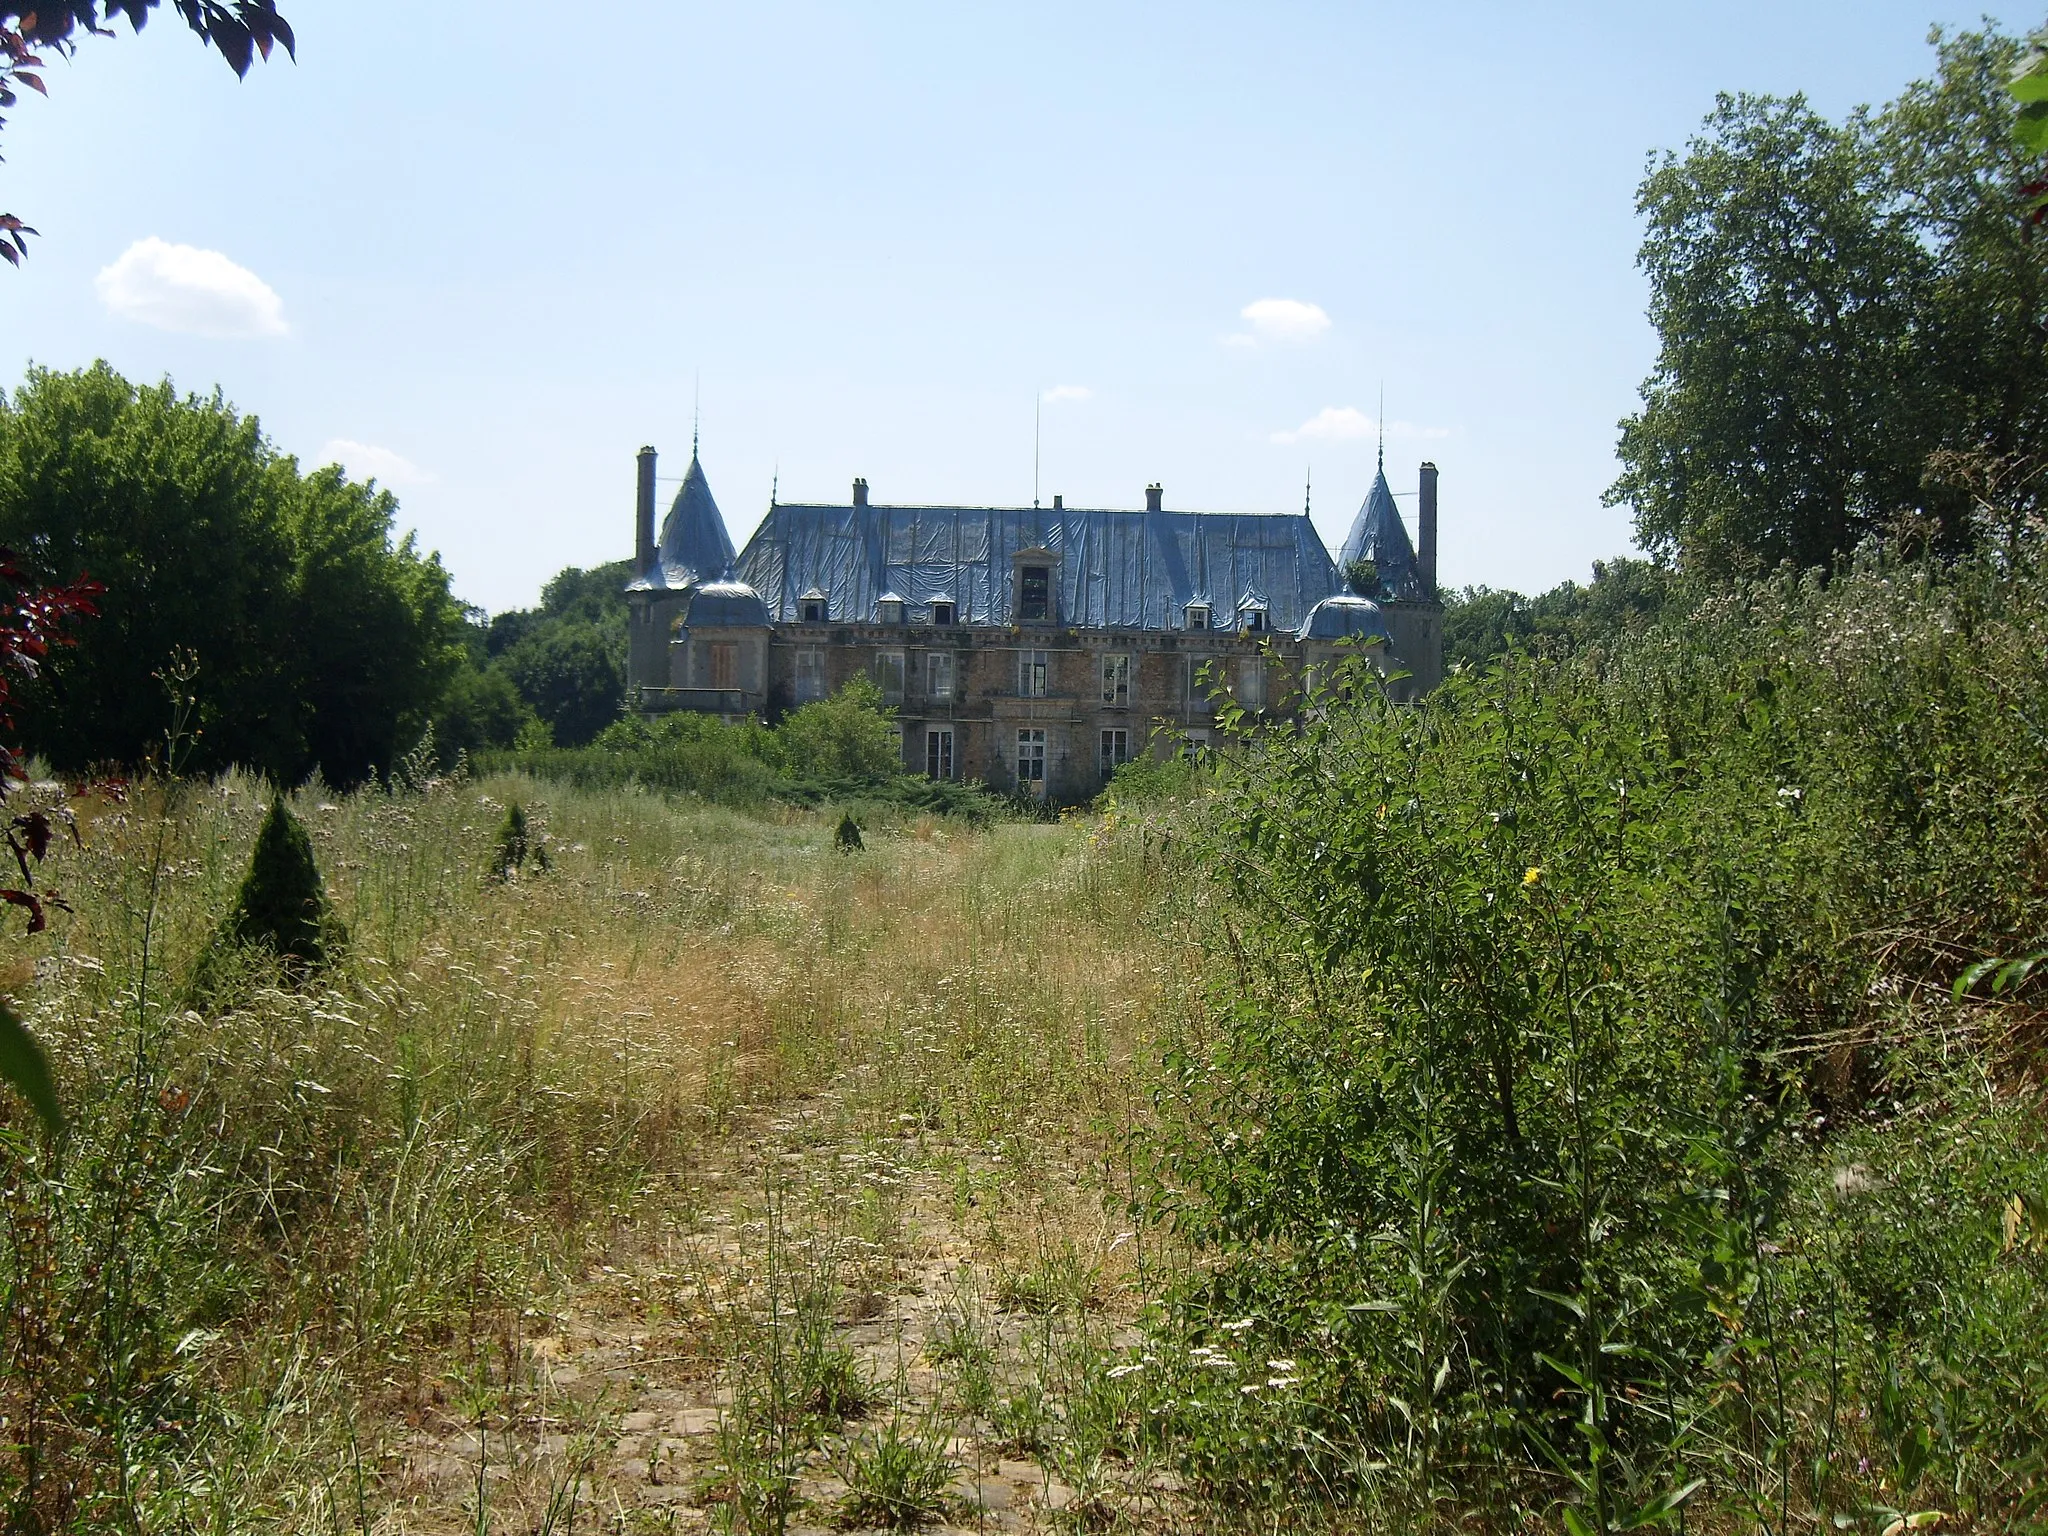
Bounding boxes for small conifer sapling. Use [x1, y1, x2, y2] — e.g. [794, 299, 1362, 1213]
[224, 797, 339, 972]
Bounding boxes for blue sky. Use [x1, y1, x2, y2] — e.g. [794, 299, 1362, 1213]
[1, 1, 2022, 613]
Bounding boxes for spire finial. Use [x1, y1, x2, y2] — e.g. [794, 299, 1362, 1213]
[770, 459, 778, 507]
[1304, 464, 1311, 516]
[1377, 382, 1385, 474]
[692, 373, 700, 458]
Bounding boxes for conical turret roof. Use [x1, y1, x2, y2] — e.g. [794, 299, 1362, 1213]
[657, 453, 737, 584]
[1338, 465, 1424, 600]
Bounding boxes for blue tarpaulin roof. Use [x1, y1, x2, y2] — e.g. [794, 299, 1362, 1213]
[624, 454, 737, 592]
[1338, 467, 1426, 601]
[733, 501, 1343, 631]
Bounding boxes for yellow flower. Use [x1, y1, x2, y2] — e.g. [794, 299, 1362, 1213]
[1522, 866, 1544, 887]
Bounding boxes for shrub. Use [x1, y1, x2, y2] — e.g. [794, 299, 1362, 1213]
[208, 796, 343, 976]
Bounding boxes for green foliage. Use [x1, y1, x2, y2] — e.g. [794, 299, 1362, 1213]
[0, 999, 58, 1132]
[1343, 556, 1380, 598]
[491, 802, 528, 881]
[1442, 558, 1675, 671]
[215, 796, 340, 974]
[835, 1412, 954, 1528]
[772, 676, 899, 780]
[834, 810, 863, 852]
[497, 622, 622, 748]
[0, 363, 467, 784]
[1610, 25, 2048, 573]
[1150, 527, 2048, 1520]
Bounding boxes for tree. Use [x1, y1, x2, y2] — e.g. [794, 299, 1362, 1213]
[205, 795, 339, 977]
[0, 362, 467, 785]
[1609, 26, 2048, 574]
[774, 677, 900, 781]
[498, 623, 623, 747]
[2, 3, 293, 263]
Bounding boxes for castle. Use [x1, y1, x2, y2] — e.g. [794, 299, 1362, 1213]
[623, 445, 1443, 801]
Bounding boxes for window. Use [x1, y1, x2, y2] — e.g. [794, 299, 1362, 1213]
[1244, 608, 1268, 633]
[931, 600, 956, 625]
[799, 591, 828, 623]
[1019, 564, 1051, 622]
[1101, 653, 1130, 708]
[925, 726, 955, 780]
[1182, 728, 1213, 760]
[1099, 728, 1129, 780]
[1018, 649, 1049, 697]
[925, 650, 955, 701]
[1017, 728, 1046, 793]
[794, 646, 826, 702]
[874, 649, 906, 703]
[1238, 657, 1266, 709]
[708, 642, 738, 690]
[1185, 603, 1210, 631]
[877, 595, 905, 624]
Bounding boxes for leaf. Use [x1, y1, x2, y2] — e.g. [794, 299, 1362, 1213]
[1954, 958, 2002, 999]
[0, 996, 60, 1132]
[1536, 1351, 1590, 1391]
[2011, 58, 2048, 104]
[1529, 1286, 1589, 1320]
[1563, 1506, 1598, 1536]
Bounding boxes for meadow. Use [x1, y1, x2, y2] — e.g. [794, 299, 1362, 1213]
[3, 531, 2047, 1536]
[0, 761, 1188, 1533]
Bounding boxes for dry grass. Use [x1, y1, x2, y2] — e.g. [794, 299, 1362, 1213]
[0, 766, 1194, 1532]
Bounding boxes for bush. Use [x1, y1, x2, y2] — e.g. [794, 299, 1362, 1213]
[1146, 531, 2048, 1523]
[200, 797, 344, 983]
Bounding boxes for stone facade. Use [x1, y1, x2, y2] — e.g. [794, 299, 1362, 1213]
[623, 450, 1444, 800]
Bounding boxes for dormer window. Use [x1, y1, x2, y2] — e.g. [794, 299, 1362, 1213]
[1243, 605, 1269, 633]
[1185, 602, 1211, 631]
[799, 587, 828, 623]
[876, 592, 906, 625]
[931, 599, 956, 626]
[1019, 564, 1051, 623]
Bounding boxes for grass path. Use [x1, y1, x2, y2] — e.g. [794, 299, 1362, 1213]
[343, 790, 1187, 1533]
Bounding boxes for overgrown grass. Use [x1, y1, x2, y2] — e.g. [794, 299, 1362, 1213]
[0, 765, 1169, 1531]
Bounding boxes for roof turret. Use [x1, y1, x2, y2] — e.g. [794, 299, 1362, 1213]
[659, 454, 737, 582]
[1297, 592, 1392, 643]
[1338, 467, 1425, 601]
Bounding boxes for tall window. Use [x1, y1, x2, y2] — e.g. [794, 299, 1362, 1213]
[795, 646, 826, 702]
[925, 650, 955, 701]
[925, 726, 955, 780]
[708, 642, 738, 690]
[1099, 728, 1129, 780]
[1018, 649, 1049, 698]
[931, 600, 956, 625]
[1019, 564, 1051, 622]
[1101, 653, 1130, 707]
[874, 650, 906, 704]
[1017, 728, 1046, 793]
[1238, 657, 1265, 709]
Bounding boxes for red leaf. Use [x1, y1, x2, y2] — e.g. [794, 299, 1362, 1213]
[16, 71, 42, 95]
[0, 888, 47, 934]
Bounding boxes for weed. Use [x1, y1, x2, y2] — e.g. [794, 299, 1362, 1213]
[835, 1412, 954, 1529]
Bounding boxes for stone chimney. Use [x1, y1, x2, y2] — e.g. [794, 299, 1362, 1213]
[1145, 483, 1163, 513]
[635, 446, 657, 573]
[1418, 461, 1439, 595]
[853, 477, 870, 509]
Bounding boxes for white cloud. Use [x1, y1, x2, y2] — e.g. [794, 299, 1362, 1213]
[1041, 384, 1091, 403]
[1227, 297, 1331, 347]
[1269, 408, 1451, 446]
[95, 236, 288, 338]
[320, 439, 436, 488]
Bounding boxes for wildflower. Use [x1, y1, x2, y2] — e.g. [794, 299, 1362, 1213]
[1522, 866, 1544, 887]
